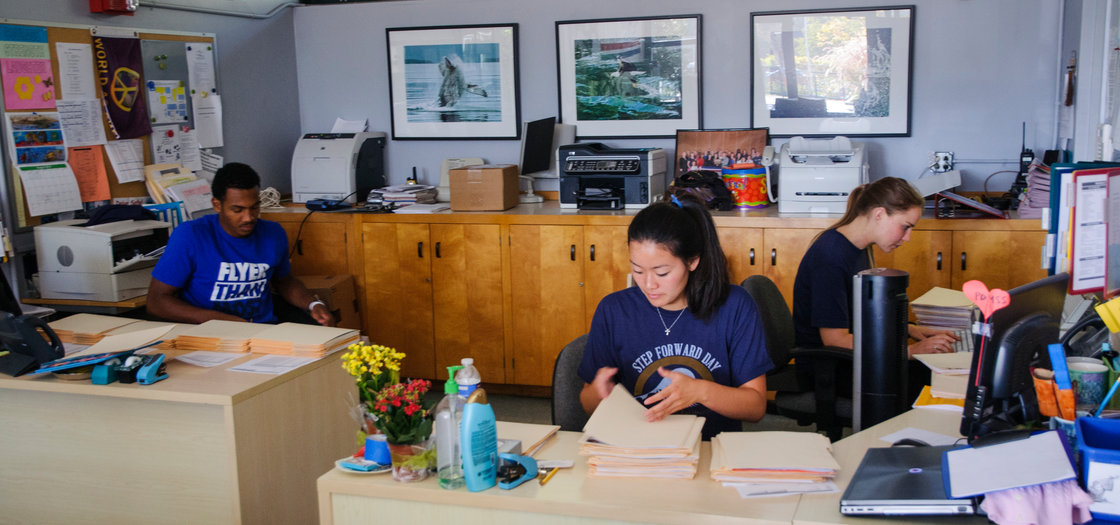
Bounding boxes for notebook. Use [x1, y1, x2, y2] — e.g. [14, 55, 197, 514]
[840, 445, 976, 516]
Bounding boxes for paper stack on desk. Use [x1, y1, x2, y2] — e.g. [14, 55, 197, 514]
[48, 313, 141, 344]
[102, 320, 186, 350]
[710, 431, 840, 497]
[175, 320, 271, 352]
[579, 385, 704, 479]
[914, 351, 974, 400]
[248, 323, 359, 358]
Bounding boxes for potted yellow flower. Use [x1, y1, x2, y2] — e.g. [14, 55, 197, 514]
[341, 343, 404, 436]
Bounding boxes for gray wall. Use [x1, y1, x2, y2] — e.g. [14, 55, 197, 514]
[294, 0, 1062, 192]
[0, 0, 302, 191]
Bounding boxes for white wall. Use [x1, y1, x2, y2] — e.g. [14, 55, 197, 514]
[293, 0, 1062, 192]
[0, 0, 303, 191]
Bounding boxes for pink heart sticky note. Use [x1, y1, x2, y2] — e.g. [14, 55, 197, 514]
[962, 280, 1010, 320]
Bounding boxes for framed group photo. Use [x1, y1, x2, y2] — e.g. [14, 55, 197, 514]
[674, 128, 769, 179]
[386, 23, 521, 140]
[750, 6, 914, 137]
[556, 15, 701, 139]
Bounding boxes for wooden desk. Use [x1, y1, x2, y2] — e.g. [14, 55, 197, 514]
[317, 409, 987, 525]
[317, 431, 799, 525]
[22, 295, 147, 315]
[0, 349, 354, 524]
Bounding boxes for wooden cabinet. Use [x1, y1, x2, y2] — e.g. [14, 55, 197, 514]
[718, 227, 818, 308]
[874, 229, 1047, 299]
[269, 212, 352, 277]
[360, 222, 504, 381]
[582, 225, 631, 327]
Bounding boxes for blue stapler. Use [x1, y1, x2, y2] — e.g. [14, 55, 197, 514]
[136, 353, 168, 385]
[497, 453, 538, 489]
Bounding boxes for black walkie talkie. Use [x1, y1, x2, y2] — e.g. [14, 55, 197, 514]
[1008, 122, 1033, 209]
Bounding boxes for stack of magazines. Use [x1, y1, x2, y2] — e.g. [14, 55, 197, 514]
[374, 184, 438, 205]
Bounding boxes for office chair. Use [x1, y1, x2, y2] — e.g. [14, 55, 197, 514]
[740, 275, 852, 441]
[143, 202, 185, 231]
[551, 333, 590, 432]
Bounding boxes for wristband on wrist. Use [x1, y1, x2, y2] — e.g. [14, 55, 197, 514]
[308, 300, 326, 312]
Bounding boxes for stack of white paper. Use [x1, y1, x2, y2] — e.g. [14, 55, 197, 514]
[579, 385, 704, 479]
[915, 352, 975, 399]
[102, 320, 186, 350]
[48, 314, 140, 344]
[175, 320, 271, 352]
[710, 431, 840, 497]
[248, 322, 359, 358]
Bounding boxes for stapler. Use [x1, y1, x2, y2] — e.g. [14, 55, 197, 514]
[496, 453, 538, 489]
[136, 353, 169, 385]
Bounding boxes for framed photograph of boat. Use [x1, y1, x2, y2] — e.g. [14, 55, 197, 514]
[555, 15, 702, 138]
[750, 6, 914, 137]
[386, 23, 521, 140]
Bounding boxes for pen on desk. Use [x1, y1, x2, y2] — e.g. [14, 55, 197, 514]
[1095, 375, 1120, 418]
[539, 467, 558, 486]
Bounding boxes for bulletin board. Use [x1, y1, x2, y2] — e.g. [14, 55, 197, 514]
[0, 20, 217, 229]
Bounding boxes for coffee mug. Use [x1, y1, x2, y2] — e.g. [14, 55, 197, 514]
[364, 433, 391, 465]
[1067, 357, 1109, 411]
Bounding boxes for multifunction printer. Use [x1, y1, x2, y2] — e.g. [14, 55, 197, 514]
[558, 143, 666, 209]
[34, 219, 171, 301]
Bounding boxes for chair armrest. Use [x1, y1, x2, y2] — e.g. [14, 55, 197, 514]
[788, 346, 852, 362]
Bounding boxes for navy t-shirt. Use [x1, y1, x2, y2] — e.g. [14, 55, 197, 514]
[792, 228, 870, 348]
[151, 214, 290, 323]
[578, 285, 773, 440]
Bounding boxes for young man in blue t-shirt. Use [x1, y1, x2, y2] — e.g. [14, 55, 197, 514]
[147, 163, 334, 326]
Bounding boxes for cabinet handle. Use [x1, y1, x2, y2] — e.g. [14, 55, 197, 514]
[417, 241, 423, 258]
[936, 252, 942, 271]
[749, 248, 755, 266]
[435, 241, 441, 258]
[570, 244, 576, 261]
[590, 244, 596, 262]
[960, 251, 966, 271]
[771, 248, 776, 266]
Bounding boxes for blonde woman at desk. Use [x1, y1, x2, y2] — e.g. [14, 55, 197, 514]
[578, 195, 772, 440]
[792, 176, 958, 356]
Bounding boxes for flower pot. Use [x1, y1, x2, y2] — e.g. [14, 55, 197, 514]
[387, 441, 433, 482]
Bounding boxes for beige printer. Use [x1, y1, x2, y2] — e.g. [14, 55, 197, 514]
[777, 136, 869, 214]
[34, 219, 170, 301]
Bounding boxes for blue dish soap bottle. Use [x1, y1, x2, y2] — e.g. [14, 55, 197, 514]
[460, 387, 497, 492]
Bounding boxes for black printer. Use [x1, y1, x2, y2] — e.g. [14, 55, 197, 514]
[558, 143, 666, 210]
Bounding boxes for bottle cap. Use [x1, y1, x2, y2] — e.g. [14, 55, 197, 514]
[461, 357, 474, 366]
[445, 365, 463, 394]
[466, 387, 488, 404]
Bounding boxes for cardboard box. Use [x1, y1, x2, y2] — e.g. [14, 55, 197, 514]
[300, 274, 361, 330]
[449, 164, 519, 211]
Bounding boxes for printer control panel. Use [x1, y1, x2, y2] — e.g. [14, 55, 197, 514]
[564, 157, 642, 174]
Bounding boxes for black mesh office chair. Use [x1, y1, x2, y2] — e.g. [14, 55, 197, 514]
[552, 333, 590, 432]
[740, 275, 852, 441]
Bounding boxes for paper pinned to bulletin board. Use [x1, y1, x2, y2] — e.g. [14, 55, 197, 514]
[0, 24, 55, 110]
[146, 80, 189, 124]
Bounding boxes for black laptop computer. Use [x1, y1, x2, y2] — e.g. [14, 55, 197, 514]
[840, 445, 976, 516]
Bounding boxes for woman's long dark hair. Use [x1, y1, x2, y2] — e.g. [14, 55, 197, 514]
[628, 195, 729, 321]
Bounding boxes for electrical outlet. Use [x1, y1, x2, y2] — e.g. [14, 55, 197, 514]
[932, 151, 954, 173]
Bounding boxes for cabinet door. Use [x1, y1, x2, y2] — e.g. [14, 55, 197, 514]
[873, 229, 953, 300]
[583, 225, 631, 328]
[509, 225, 586, 386]
[952, 230, 1048, 291]
[360, 223, 436, 380]
[763, 228, 819, 309]
[281, 221, 350, 276]
[718, 227, 765, 286]
[430, 224, 505, 383]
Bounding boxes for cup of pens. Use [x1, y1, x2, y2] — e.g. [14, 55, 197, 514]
[1068, 357, 1109, 412]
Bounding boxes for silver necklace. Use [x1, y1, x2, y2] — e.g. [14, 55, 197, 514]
[656, 307, 686, 336]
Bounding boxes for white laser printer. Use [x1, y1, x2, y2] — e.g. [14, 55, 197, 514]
[34, 219, 170, 302]
[290, 131, 386, 203]
[777, 136, 868, 214]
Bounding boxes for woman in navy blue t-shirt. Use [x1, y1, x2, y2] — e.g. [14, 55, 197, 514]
[578, 195, 772, 440]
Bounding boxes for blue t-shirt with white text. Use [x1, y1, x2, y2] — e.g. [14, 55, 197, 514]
[151, 214, 290, 323]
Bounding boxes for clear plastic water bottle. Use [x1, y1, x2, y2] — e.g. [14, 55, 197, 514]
[436, 365, 465, 489]
[456, 358, 481, 397]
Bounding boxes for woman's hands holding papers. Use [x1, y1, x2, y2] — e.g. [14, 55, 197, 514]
[643, 367, 769, 423]
[580, 366, 619, 414]
[643, 367, 706, 422]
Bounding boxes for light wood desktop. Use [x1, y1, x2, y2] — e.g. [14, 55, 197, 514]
[317, 409, 986, 525]
[0, 348, 354, 524]
[22, 294, 147, 315]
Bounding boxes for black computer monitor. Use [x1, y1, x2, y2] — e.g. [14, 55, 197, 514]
[519, 116, 557, 176]
[960, 273, 1069, 442]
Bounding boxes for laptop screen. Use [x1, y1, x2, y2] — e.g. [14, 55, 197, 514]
[841, 446, 975, 516]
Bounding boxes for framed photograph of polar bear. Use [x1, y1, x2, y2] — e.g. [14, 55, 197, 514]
[556, 15, 702, 139]
[386, 23, 521, 140]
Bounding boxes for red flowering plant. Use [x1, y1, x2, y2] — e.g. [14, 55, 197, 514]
[369, 378, 435, 445]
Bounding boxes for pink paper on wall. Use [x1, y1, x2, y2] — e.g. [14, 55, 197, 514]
[1, 58, 55, 110]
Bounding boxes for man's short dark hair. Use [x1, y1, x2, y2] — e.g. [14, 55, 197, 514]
[211, 162, 260, 201]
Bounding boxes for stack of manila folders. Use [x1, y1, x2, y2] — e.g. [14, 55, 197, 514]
[711, 431, 840, 498]
[579, 384, 704, 479]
